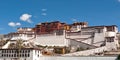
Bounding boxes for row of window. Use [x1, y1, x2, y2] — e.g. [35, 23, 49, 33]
[106, 37, 114, 42]
[0, 53, 30, 57]
[35, 50, 41, 54]
[0, 50, 30, 53]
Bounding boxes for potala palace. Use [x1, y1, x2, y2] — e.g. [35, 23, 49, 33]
[0, 21, 120, 60]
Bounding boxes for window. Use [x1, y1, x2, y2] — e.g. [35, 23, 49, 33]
[106, 26, 115, 31]
[98, 29, 102, 33]
[2, 54, 3, 57]
[9, 50, 11, 53]
[28, 54, 30, 57]
[35, 50, 37, 55]
[6, 54, 8, 57]
[38, 54, 39, 57]
[27, 34, 32, 37]
[23, 50, 24, 53]
[28, 50, 30, 53]
[106, 37, 114, 42]
[0, 53, 2, 57]
[11, 54, 13, 57]
[4, 50, 6, 53]
[2, 50, 4, 53]
[14, 54, 16, 57]
[25, 54, 27, 57]
[22, 54, 24, 57]
[6, 50, 8, 53]
[4, 54, 6, 57]
[12, 50, 14, 53]
[20, 54, 22, 57]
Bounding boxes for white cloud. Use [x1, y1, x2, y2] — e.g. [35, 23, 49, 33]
[16, 22, 21, 26]
[71, 18, 78, 22]
[20, 14, 32, 23]
[41, 13, 47, 16]
[41, 9, 47, 11]
[8, 22, 21, 27]
[8, 22, 16, 27]
[118, 0, 120, 2]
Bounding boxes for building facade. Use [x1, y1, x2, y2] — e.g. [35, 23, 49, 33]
[34, 21, 119, 53]
[1, 21, 120, 56]
[0, 48, 42, 60]
[66, 25, 119, 49]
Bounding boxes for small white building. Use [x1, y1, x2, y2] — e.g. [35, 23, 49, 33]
[0, 48, 42, 60]
[4, 27, 35, 40]
[70, 22, 88, 32]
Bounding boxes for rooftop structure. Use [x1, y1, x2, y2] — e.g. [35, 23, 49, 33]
[34, 21, 66, 34]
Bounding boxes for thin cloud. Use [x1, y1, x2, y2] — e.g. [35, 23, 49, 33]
[20, 14, 32, 23]
[41, 13, 47, 16]
[16, 22, 21, 26]
[118, 0, 120, 2]
[8, 22, 21, 27]
[41, 9, 47, 11]
[71, 18, 78, 22]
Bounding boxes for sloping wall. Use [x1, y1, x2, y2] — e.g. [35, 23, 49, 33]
[35, 35, 68, 47]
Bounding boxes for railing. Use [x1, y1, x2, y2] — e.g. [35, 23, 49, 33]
[81, 32, 94, 35]
[66, 32, 81, 36]
[37, 34, 55, 36]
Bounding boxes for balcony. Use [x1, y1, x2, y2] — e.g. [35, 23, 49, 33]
[105, 31, 115, 37]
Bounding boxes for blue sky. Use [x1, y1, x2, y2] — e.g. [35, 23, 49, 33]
[0, 0, 120, 34]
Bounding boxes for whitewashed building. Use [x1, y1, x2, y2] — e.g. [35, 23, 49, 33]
[4, 27, 35, 40]
[0, 48, 42, 60]
[35, 30, 68, 46]
[34, 23, 120, 54]
[67, 25, 119, 49]
[2, 22, 120, 56]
